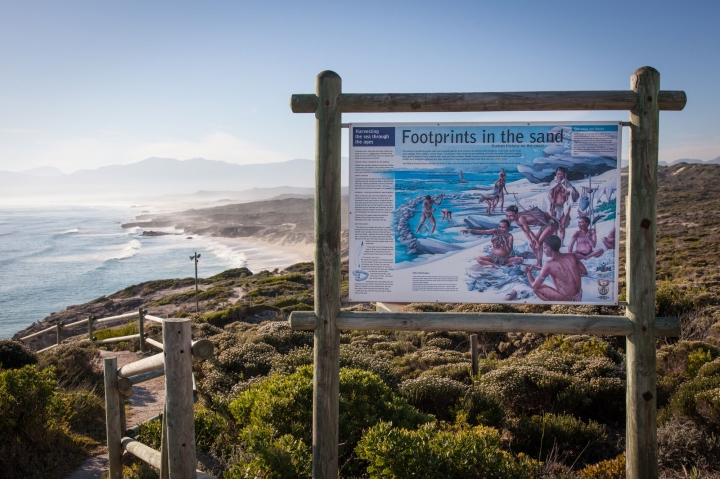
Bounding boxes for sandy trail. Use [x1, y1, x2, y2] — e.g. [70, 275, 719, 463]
[65, 349, 166, 479]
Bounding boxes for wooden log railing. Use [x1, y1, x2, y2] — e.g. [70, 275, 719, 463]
[18, 309, 193, 353]
[103, 318, 214, 479]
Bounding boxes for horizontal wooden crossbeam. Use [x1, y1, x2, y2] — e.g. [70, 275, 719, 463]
[290, 90, 687, 114]
[289, 311, 681, 337]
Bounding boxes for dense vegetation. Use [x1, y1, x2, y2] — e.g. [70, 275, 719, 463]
[3, 163, 720, 478]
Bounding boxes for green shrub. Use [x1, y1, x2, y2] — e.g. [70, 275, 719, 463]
[460, 387, 506, 428]
[55, 390, 105, 441]
[0, 366, 89, 478]
[0, 339, 37, 369]
[509, 413, 607, 462]
[578, 453, 625, 479]
[270, 345, 313, 375]
[340, 344, 400, 389]
[420, 363, 473, 384]
[93, 322, 138, 341]
[356, 422, 541, 479]
[477, 350, 625, 421]
[216, 342, 279, 380]
[247, 321, 313, 354]
[36, 341, 103, 391]
[656, 279, 707, 317]
[226, 366, 429, 478]
[202, 305, 279, 328]
[392, 347, 467, 381]
[540, 335, 621, 363]
[400, 376, 468, 421]
[660, 368, 720, 424]
[205, 267, 253, 283]
[425, 337, 454, 349]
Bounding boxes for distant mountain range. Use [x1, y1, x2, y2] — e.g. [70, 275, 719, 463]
[0, 157, 331, 201]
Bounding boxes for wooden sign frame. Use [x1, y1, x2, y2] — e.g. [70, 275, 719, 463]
[289, 67, 686, 479]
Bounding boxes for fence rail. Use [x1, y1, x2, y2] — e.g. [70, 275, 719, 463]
[103, 318, 214, 479]
[19, 308, 190, 353]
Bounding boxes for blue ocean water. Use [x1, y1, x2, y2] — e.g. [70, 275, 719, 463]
[0, 206, 301, 338]
[394, 170, 523, 263]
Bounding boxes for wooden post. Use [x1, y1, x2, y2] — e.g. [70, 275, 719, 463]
[163, 319, 197, 478]
[626, 66, 660, 479]
[103, 357, 123, 479]
[160, 403, 169, 479]
[56, 322, 63, 345]
[87, 315, 95, 341]
[313, 70, 342, 479]
[470, 334, 478, 376]
[138, 308, 146, 353]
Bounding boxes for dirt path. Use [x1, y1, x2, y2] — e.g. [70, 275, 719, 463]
[65, 349, 166, 479]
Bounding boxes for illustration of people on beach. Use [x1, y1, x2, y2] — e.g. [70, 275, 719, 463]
[441, 209, 454, 225]
[415, 193, 444, 234]
[525, 235, 587, 302]
[569, 216, 604, 259]
[547, 167, 579, 244]
[495, 168, 509, 210]
[504, 205, 559, 267]
[461, 219, 523, 266]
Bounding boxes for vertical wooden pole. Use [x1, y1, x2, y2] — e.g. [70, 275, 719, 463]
[138, 308, 146, 353]
[626, 66, 660, 479]
[160, 403, 169, 479]
[56, 322, 62, 345]
[163, 318, 197, 479]
[470, 334, 479, 376]
[104, 357, 123, 479]
[88, 316, 95, 341]
[313, 70, 342, 479]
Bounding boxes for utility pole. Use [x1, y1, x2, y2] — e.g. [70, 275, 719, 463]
[189, 252, 201, 314]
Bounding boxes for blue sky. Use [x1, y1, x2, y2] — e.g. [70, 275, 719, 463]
[0, 0, 718, 172]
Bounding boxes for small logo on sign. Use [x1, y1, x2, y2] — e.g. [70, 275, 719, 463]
[597, 280, 610, 296]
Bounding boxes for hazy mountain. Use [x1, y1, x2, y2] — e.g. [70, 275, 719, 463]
[0, 157, 320, 201]
[20, 166, 66, 176]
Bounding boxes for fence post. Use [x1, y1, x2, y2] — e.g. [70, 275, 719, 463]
[138, 308, 146, 353]
[626, 66, 660, 479]
[104, 357, 123, 479]
[470, 334, 479, 376]
[56, 322, 63, 345]
[87, 316, 95, 341]
[313, 70, 342, 479]
[163, 318, 197, 478]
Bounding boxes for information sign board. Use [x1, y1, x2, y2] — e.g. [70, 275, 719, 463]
[349, 122, 621, 304]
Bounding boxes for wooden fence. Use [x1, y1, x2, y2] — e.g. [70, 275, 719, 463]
[20, 311, 214, 477]
[104, 317, 215, 479]
[18, 308, 170, 353]
[289, 67, 686, 479]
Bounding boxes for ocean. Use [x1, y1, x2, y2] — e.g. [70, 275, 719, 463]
[0, 206, 309, 338]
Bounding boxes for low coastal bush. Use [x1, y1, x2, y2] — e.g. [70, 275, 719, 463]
[460, 387, 506, 428]
[36, 340, 103, 391]
[400, 376, 468, 421]
[477, 350, 625, 422]
[577, 453, 625, 479]
[0, 339, 37, 369]
[0, 366, 92, 479]
[356, 422, 541, 479]
[225, 366, 429, 478]
[658, 417, 720, 472]
[509, 413, 607, 463]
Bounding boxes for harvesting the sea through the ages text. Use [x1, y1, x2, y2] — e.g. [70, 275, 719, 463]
[349, 122, 621, 305]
